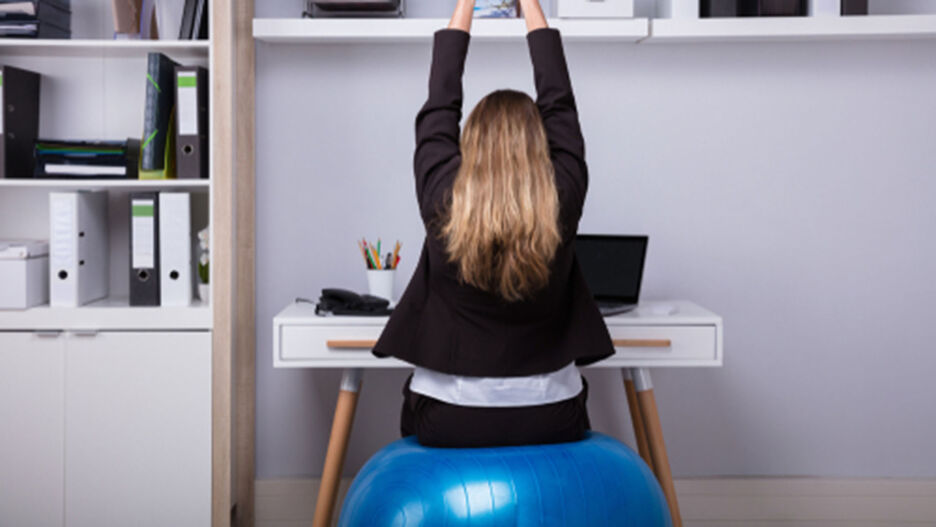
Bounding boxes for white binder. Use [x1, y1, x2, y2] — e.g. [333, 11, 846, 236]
[49, 191, 109, 307]
[159, 192, 193, 306]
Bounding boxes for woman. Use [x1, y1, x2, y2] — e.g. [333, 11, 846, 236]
[372, 0, 614, 447]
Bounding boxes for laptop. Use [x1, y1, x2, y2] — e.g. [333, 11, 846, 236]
[574, 234, 649, 316]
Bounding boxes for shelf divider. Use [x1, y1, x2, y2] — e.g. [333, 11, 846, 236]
[0, 298, 212, 331]
[0, 39, 210, 58]
[0, 179, 211, 190]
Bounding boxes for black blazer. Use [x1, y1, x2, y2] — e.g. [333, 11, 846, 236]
[372, 28, 614, 377]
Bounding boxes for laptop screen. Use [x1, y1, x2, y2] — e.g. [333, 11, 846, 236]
[574, 235, 649, 303]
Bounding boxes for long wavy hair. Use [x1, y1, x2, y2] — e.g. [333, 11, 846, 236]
[441, 89, 561, 302]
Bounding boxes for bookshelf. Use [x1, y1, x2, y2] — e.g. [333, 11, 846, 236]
[0, 0, 252, 526]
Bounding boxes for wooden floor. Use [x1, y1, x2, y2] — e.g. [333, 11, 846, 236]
[255, 477, 936, 527]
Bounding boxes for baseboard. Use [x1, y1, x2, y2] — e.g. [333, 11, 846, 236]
[255, 477, 936, 527]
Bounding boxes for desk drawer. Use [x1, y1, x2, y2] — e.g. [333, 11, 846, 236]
[607, 326, 716, 363]
[279, 325, 383, 362]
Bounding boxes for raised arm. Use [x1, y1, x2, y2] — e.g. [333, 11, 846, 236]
[520, 0, 548, 32]
[413, 1, 473, 221]
[522, 0, 588, 225]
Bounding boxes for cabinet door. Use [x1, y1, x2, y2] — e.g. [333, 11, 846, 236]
[64, 332, 211, 527]
[0, 332, 65, 527]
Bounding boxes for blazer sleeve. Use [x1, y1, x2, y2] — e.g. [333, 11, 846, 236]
[414, 29, 470, 222]
[527, 28, 588, 230]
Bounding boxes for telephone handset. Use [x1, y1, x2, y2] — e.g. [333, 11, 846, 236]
[313, 288, 392, 316]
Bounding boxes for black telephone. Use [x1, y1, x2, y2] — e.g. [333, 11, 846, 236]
[313, 288, 392, 316]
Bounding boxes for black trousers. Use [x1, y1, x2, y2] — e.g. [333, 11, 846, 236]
[400, 375, 591, 448]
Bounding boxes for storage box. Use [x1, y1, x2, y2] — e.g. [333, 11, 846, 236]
[306, 0, 403, 18]
[0, 252, 49, 309]
[702, 0, 759, 17]
[759, 0, 806, 16]
[657, 0, 700, 19]
[842, 0, 867, 15]
[558, 0, 634, 19]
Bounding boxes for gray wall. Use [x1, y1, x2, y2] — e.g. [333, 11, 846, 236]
[255, 3, 936, 480]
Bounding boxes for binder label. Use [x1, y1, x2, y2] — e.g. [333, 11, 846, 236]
[132, 199, 155, 269]
[50, 193, 75, 270]
[178, 72, 198, 136]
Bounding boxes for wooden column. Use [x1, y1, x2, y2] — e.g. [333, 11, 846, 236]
[211, 0, 235, 523]
[234, 0, 256, 524]
[212, 0, 256, 524]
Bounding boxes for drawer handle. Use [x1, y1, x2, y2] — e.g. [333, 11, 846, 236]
[613, 339, 672, 348]
[327, 339, 378, 350]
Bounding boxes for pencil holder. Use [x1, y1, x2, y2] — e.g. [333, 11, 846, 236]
[366, 269, 395, 304]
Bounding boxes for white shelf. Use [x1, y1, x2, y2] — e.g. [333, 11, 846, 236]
[253, 15, 936, 45]
[0, 39, 209, 57]
[0, 179, 211, 191]
[649, 14, 936, 42]
[253, 18, 650, 43]
[0, 298, 211, 331]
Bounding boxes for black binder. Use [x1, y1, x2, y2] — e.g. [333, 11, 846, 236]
[179, 0, 207, 39]
[140, 52, 179, 179]
[129, 192, 160, 306]
[174, 66, 208, 179]
[0, 65, 40, 179]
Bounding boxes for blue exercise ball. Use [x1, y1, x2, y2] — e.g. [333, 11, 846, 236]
[338, 432, 671, 527]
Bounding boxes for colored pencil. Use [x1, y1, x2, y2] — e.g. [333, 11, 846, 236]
[357, 241, 370, 269]
[391, 241, 401, 270]
[372, 246, 382, 270]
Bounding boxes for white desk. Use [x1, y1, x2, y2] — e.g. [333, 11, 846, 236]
[273, 299, 723, 527]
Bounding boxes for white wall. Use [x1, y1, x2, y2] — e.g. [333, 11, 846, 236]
[255, 6, 936, 480]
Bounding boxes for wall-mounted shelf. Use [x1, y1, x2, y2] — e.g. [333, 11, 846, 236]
[253, 15, 936, 45]
[0, 298, 211, 331]
[253, 18, 650, 43]
[649, 14, 936, 42]
[0, 179, 211, 190]
[0, 39, 209, 57]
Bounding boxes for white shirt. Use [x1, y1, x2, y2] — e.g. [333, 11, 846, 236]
[410, 362, 583, 408]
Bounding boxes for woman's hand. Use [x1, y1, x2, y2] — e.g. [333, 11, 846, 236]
[519, 0, 548, 32]
[449, 0, 475, 32]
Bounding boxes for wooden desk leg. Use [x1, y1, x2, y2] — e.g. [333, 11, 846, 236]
[633, 368, 683, 527]
[622, 369, 655, 472]
[313, 368, 364, 527]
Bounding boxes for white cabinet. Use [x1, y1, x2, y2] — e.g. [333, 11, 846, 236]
[0, 332, 66, 527]
[64, 332, 211, 527]
[0, 331, 210, 527]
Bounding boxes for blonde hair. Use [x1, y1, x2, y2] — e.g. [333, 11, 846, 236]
[442, 90, 561, 302]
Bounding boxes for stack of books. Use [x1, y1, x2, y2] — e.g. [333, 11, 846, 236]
[33, 139, 141, 179]
[0, 0, 71, 38]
